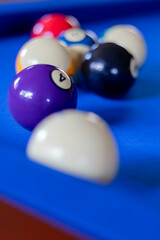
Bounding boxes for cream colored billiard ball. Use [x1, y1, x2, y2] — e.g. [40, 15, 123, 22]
[15, 37, 75, 75]
[26, 110, 119, 183]
[102, 24, 147, 67]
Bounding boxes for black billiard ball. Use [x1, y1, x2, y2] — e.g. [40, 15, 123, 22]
[81, 42, 138, 98]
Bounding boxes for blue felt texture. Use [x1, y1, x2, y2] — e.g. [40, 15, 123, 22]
[0, 1, 160, 240]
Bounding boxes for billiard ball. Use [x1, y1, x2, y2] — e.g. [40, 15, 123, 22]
[15, 37, 75, 76]
[59, 28, 97, 70]
[8, 65, 77, 131]
[81, 42, 138, 98]
[102, 24, 147, 67]
[27, 110, 119, 183]
[31, 13, 80, 38]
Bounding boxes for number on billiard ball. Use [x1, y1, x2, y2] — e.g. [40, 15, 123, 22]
[51, 69, 71, 90]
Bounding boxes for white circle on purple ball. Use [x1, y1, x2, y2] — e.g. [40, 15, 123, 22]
[51, 69, 71, 90]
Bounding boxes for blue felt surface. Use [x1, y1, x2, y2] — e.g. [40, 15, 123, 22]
[0, 0, 157, 15]
[0, 1, 160, 240]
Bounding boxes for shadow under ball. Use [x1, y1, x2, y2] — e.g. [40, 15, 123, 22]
[81, 43, 138, 98]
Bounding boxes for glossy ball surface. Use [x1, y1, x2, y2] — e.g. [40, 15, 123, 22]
[8, 65, 77, 131]
[81, 43, 138, 98]
[15, 37, 75, 76]
[102, 24, 147, 67]
[31, 13, 80, 38]
[27, 110, 119, 183]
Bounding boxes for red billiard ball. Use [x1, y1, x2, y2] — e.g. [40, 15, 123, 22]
[31, 13, 80, 38]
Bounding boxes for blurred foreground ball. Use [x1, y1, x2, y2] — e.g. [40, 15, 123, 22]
[27, 110, 119, 183]
[8, 65, 77, 131]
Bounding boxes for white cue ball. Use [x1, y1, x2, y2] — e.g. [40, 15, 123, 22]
[26, 110, 119, 183]
[15, 37, 75, 75]
[102, 24, 147, 67]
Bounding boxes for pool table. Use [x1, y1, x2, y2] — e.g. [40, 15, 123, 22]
[0, 0, 160, 239]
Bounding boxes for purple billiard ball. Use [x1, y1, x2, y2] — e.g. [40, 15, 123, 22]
[8, 64, 77, 130]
